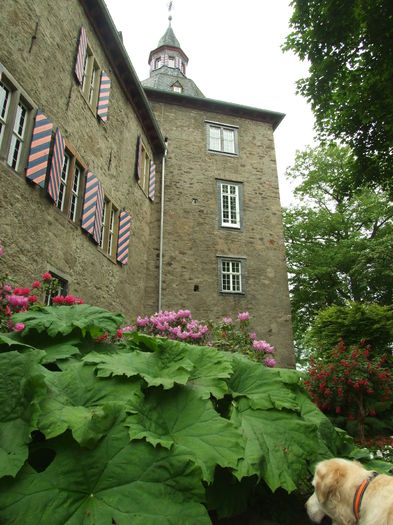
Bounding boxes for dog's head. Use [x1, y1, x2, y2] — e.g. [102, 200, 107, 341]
[306, 459, 366, 525]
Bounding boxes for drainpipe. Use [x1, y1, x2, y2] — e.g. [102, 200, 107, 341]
[158, 138, 168, 312]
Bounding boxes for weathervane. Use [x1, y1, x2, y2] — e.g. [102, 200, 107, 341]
[167, 1, 173, 25]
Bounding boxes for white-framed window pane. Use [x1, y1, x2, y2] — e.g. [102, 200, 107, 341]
[57, 152, 70, 211]
[220, 259, 243, 293]
[99, 201, 107, 249]
[220, 183, 240, 227]
[88, 66, 96, 105]
[0, 82, 10, 148]
[209, 126, 221, 151]
[108, 208, 115, 256]
[69, 164, 81, 222]
[168, 56, 175, 68]
[223, 128, 235, 153]
[81, 54, 90, 91]
[7, 102, 27, 170]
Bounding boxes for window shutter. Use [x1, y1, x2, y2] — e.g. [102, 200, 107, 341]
[148, 160, 156, 201]
[81, 171, 101, 239]
[47, 128, 65, 202]
[92, 181, 104, 244]
[136, 135, 142, 180]
[25, 110, 53, 188]
[74, 26, 87, 84]
[117, 211, 131, 265]
[97, 71, 111, 122]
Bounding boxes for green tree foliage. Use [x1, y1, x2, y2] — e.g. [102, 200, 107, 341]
[282, 144, 393, 351]
[284, 0, 393, 188]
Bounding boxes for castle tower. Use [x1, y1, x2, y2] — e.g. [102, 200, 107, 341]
[142, 15, 204, 97]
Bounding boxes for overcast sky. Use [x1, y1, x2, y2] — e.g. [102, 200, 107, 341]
[104, 0, 316, 206]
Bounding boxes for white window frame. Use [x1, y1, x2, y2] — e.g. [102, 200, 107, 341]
[0, 69, 34, 175]
[56, 152, 71, 211]
[206, 121, 238, 156]
[217, 256, 246, 295]
[217, 180, 243, 229]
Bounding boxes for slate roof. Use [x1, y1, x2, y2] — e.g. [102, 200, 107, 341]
[157, 25, 181, 48]
[142, 66, 205, 98]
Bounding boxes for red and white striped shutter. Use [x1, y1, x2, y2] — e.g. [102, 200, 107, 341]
[117, 211, 131, 264]
[81, 171, 100, 237]
[97, 71, 111, 122]
[92, 180, 104, 244]
[136, 135, 142, 180]
[25, 110, 53, 188]
[74, 26, 87, 84]
[148, 160, 156, 201]
[47, 128, 65, 202]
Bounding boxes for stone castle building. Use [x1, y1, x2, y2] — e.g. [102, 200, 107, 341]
[0, 0, 295, 367]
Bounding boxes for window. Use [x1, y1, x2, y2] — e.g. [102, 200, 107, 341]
[217, 257, 246, 294]
[56, 143, 86, 223]
[99, 196, 119, 260]
[44, 272, 69, 305]
[172, 83, 183, 94]
[0, 71, 34, 174]
[206, 121, 238, 155]
[154, 57, 162, 69]
[80, 47, 100, 111]
[138, 141, 152, 196]
[168, 56, 175, 68]
[217, 180, 243, 229]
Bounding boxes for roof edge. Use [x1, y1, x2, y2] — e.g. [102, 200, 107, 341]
[143, 87, 285, 130]
[79, 0, 166, 156]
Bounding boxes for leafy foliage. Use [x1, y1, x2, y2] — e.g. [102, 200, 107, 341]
[284, 0, 393, 188]
[282, 144, 393, 353]
[0, 304, 388, 524]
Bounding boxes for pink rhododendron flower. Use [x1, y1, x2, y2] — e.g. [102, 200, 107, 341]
[3, 284, 12, 293]
[42, 272, 52, 281]
[253, 340, 275, 353]
[31, 281, 41, 289]
[6, 295, 28, 308]
[264, 357, 276, 368]
[237, 312, 249, 321]
[74, 298, 84, 304]
[120, 325, 136, 333]
[249, 332, 257, 340]
[136, 315, 149, 327]
[14, 323, 25, 331]
[222, 317, 233, 324]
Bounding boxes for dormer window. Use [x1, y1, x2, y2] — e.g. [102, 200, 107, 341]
[154, 57, 162, 69]
[168, 56, 175, 68]
[172, 83, 183, 94]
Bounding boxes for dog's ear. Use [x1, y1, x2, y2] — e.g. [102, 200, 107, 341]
[314, 462, 343, 504]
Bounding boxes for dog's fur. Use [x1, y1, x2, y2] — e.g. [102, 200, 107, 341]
[306, 458, 393, 525]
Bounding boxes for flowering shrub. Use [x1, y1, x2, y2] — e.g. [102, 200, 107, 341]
[364, 435, 393, 463]
[304, 339, 393, 442]
[0, 241, 83, 332]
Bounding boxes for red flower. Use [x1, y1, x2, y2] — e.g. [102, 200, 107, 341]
[52, 295, 64, 304]
[64, 295, 76, 305]
[335, 406, 341, 414]
[348, 415, 355, 421]
[31, 281, 41, 289]
[28, 295, 38, 304]
[116, 329, 123, 338]
[13, 288, 23, 295]
[21, 288, 31, 296]
[42, 272, 52, 281]
[369, 410, 376, 416]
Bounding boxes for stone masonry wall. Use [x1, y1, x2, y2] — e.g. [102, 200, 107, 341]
[0, 0, 158, 321]
[144, 100, 295, 368]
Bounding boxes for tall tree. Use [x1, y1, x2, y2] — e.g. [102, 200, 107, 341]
[284, 0, 393, 189]
[283, 144, 393, 349]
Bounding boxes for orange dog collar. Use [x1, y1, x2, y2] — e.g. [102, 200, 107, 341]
[353, 471, 379, 522]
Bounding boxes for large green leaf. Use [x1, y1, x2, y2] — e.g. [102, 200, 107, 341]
[0, 424, 211, 525]
[185, 345, 232, 399]
[84, 346, 194, 389]
[13, 304, 124, 339]
[126, 386, 243, 482]
[38, 362, 142, 446]
[227, 355, 301, 411]
[0, 350, 46, 478]
[231, 398, 321, 492]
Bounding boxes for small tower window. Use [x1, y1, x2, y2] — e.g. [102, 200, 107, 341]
[168, 56, 175, 68]
[172, 83, 183, 94]
[154, 57, 162, 69]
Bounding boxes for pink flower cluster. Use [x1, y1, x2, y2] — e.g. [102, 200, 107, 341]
[237, 312, 250, 321]
[52, 295, 84, 305]
[253, 340, 275, 354]
[134, 309, 209, 344]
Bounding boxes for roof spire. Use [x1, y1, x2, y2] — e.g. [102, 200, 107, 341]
[167, 1, 173, 25]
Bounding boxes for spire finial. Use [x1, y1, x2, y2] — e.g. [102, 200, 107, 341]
[167, 1, 173, 25]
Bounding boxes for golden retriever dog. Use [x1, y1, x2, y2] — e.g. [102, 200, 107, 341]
[306, 458, 393, 525]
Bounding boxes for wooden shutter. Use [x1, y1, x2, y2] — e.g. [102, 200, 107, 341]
[148, 160, 156, 201]
[136, 135, 142, 180]
[81, 171, 100, 237]
[25, 110, 53, 188]
[74, 26, 87, 84]
[47, 128, 65, 202]
[97, 71, 111, 122]
[117, 211, 131, 264]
